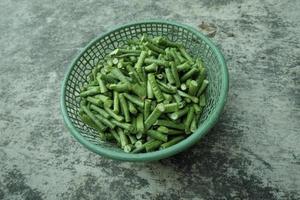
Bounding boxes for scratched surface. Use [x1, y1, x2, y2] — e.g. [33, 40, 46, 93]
[0, 0, 299, 199]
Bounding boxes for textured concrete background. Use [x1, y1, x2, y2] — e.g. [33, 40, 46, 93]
[0, 0, 299, 199]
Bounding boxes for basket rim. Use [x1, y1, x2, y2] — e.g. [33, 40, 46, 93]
[60, 20, 229, 161]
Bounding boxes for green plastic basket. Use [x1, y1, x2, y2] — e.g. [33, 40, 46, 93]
[61, 20, 228, 161]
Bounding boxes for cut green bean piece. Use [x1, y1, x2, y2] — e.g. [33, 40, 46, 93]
[135, 51, 147, 82]
[96, 74, 108, 93]
[90, 105, 110, 118]
[119, 93, 131, 122]
[113, 91, 120, 114]
[154, 119, 185, 130]
[143, 99, 152, 120]
[156, 73, 164, 80]
[129, 56, 137, 62]
[108, 82, 131, 92]
[117, 128, 128, 148]
[131, 83, 146, 99]
[104, 106, 124, 121]
[147, 79, 154, 99]
[116, 53, 140, 58]
[99, 73, 118, 83]
[147, 130, 168, 142]
[123, 93, 144, 108]
[199, 94, 206, 107]
[156, 126, 169, 134]
[190, 117, 197, 132]
[184, 106, 195, 133]
[162, 93, 173, 103]
[157, 81, 177, 94]
[174, 50, 185, 63]
[176, 62, 190, 72]
[111, 119, 132, 130]
[188, 80, 199, 96]
[79, 87, 100, 97]
[180, 83, 187, 91]
[82, 105, 106, 131]
[155, 36, 179, 47]
[110, 48, 141, 56]
[136, 113, 145, 133]
[165, 67, 175, 85]
[92, 68, 99, 80]
[173, 94, 182, 104]
[169, 48, 180, 65]
[160, 136, 185, 149]
[177, 90, 198, 103]
[179, 47, 193, 63]
[144, 42, 165, 54]
[128, 135, 137, 144]
[94, 95, 113, 107]
[180, 68, 199, 82]
[124, 144, 133, 152]
[128, 101, 138, 115]
[128, 72, 139, 84]
[95, 114, 115, 129]
[136, 132, 143, 140]
[132, 146, 144, 153]
[170, 62, 181, 88]
[86, 96, 102, 106]
[144, 103, 165, 130]
[169, 106, 189, 120]
[157, 126, 184, 135]
[193, 104, 202, 114]
[144, 63, 158, 72]
[197, 79, 209, 96]
[148, 73, 164, 102]
[110, 68, 130, 83]
[144, 58, 169, 66]
[163, 103, 179, 113]
[196, 67, 206, 86]
[145, 140, 163, 152]
[126, 64, 142, 83]
[135, 140, 143, 148]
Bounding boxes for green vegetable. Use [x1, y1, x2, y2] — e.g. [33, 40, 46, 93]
[170, 62, 181, 88]
[135, 51, 147, 82]
[154, 119, 185, 130]
[160, 136, 185, 149]
[144, 103, 165, 130]
[184, 106, 195, 133]
[148, 73, 164, 102]
[104, 106, 124, 122]
[82, 105, 106, 131]
[147, 130, 168, 142]
[113, 91, 120, 114]
[79, 87, 100, 97]
[145, 140, 163, 152]
[123, 93, 144, 108]
[90, 105, 110, 118]
[78, 35, 209, 153]
[86, 96, 102, 106]
[143, 99, 152, 120]
[119, 93, 131, 122]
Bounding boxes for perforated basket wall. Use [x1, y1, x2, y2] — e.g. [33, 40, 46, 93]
[62, 21, 228, 154]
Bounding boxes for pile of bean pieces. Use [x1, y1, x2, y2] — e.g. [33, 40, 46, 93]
[79, 34, 208, 153]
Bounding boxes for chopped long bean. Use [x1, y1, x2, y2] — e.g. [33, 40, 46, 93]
[78, 34, 209, 153]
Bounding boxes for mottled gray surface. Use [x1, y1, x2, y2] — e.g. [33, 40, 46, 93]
[0, 0, 299, 199]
